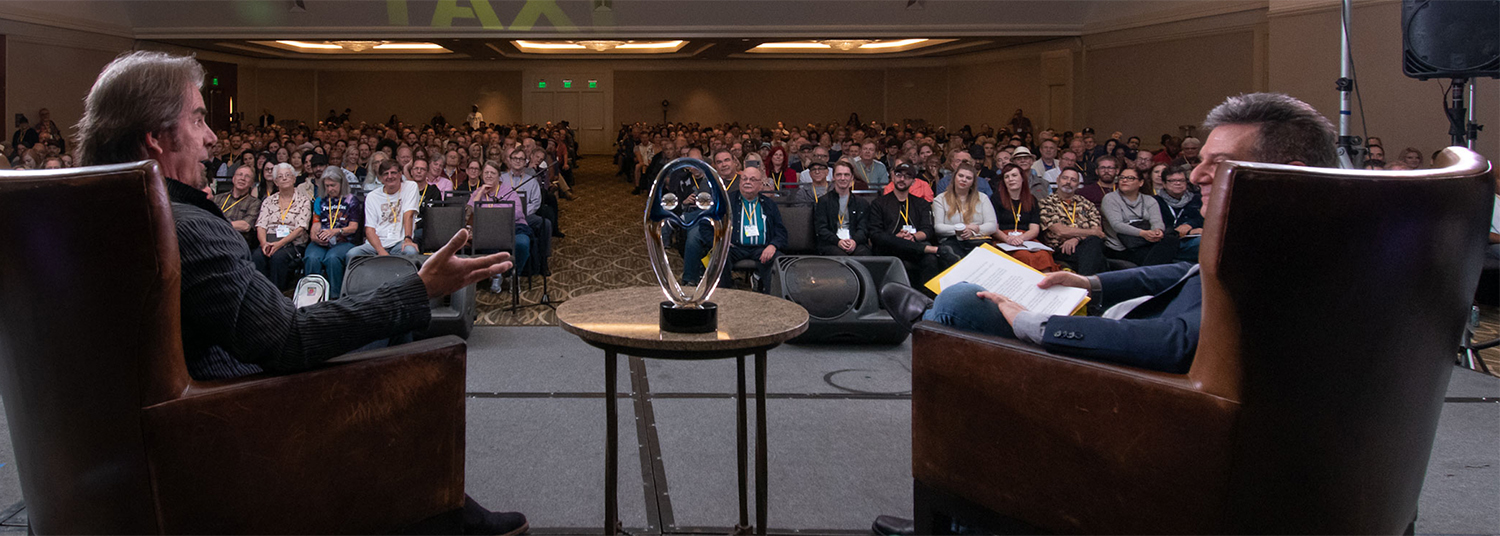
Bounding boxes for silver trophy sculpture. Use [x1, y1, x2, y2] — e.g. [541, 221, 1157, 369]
[644, 157, 732, 333]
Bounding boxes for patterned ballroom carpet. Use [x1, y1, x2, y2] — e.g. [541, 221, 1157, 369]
[476, 157, 667, 326]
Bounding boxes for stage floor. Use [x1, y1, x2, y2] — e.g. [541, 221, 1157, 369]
[0, 326, 1492, 534]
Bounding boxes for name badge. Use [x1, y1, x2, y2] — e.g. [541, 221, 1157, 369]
[902, 225, 917, 234]
[837, 228, 852, 240]
[273, 225, 290, 239]
[744, 224, 760, 238]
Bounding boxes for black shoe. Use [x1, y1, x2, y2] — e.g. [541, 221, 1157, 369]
[552, 230, 566, 238]
[880, 282, 932, 334]
[463, 497, 528, 535]
[872, 515, 914, 536]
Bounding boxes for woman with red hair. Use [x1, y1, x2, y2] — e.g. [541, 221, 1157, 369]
[764, 146, 797, 190]
[992, 163, 1058, 271]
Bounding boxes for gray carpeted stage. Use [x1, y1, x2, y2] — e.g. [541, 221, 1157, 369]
[0, 326, 1493, 534]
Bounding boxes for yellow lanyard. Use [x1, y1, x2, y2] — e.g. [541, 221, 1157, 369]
[770, 170, 782, 190]
[326, 197, 342, 228]
[900, 198, 910, 226]
[390, 200, 401, 224]
[838, 212, 845, 228]
[812, 184, 821, 203]
[1063, 199, 1078, 226]
[742, 199, 761, 236]
[1010, 197, 1023, 231]
[421, 184, 433, 201]
[278, 195, 295, 224]
[220, 193, 246, 213]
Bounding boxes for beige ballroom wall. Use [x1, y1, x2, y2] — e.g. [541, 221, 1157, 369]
[613, 69, 887, 127]
[238, 67, 523, 128]
[3, 21, 134, 146]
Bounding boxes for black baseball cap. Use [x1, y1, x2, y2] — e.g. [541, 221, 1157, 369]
[893, 163, 916, 176]
[807, 161, 830, 170]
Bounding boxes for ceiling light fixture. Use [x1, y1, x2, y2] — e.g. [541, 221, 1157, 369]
[515, 40, 587, 50]
[819, 39, 875, 51]
[754, 42, 830, 49]
[576, 40, 625, 51]
[616, 40, 684, 49]
[859, 38, 928, 49]
[331, 40, 386, 52]
[276, 40, 342, 50]
[374, 43, 445, 50]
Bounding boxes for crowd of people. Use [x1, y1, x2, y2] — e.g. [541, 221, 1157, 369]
[612, 113, 1407, 291]
[89, 110, 580, 295]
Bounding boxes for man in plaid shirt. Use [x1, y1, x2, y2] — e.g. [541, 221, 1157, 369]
[1038, 168, 1107, 275]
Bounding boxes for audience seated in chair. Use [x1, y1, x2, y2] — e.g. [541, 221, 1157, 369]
[467, 159, 533, 291]
[932, 163, 998, 258]
[253, 162, 312, 290]
[348, 159, 420, 259]
[813, 161, 873, 256]
[1156, 164, 1204, 262]
[213, 163, 260, 252]
[305, 168, 363, 296]
[712, 166, 786, 292]
[1101, 167, 1181, 267]
[1077, 154, 1120, 205]
[1038, 168, 1108, 275]
[792, 161, 832, 204]
[869, 163, 957, 289]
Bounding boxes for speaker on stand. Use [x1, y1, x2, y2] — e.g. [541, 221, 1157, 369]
[765, 256, 911, 344]
[1402, 0, 1498, 147]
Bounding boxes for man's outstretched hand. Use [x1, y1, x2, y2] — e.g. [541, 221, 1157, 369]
[419, 228, 513, 299]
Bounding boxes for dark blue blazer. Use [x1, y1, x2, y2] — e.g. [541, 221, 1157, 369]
[729, 194, 788, 251]
[1041, 262, 1201, 373]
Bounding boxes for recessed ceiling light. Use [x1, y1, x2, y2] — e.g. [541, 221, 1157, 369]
[616, 40, 683, 49]
[276, 40, 341, 50]
[859, 38, 928, 49]
[754, 42, 830, 49]
[514, 40, 586, 50]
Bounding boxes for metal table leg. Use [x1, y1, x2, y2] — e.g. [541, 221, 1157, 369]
[735, 354, 750, 534]
[755, 350, 768, 536]
[605, 350, 619, 535]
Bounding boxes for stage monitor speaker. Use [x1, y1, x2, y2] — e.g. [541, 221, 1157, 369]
[1402, 0, 1500, 80]
[766, 256, 911, 344]
[342, 255, 477, 339]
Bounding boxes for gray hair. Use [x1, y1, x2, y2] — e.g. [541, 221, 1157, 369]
[272, 162, 296, 181]
[75, 51, 205, 166]
[1202, 93, 1336, 168]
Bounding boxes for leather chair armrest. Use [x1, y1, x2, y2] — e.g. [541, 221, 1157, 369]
[141, 337, 467, 534]
[911, 322, 1239, 533]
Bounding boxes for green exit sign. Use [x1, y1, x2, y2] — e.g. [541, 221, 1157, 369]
[537, 80, 546, 88]
[588, 80, 597, 88]
[211, 77, 219, 87]
[563, 79, 572, 88]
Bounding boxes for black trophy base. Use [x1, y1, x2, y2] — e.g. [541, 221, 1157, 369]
[660, 301, 718, 333]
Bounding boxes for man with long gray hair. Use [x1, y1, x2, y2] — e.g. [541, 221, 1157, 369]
[76, 50, 528, 534]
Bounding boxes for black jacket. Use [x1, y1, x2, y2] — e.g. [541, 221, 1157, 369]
[813, 192, 871, 248]
[868, 192, 935, 256]
[166, 178, 431, 380]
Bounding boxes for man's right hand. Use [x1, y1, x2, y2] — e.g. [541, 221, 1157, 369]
[1060, 237, 1078, 255]
[1037, 271, 1089, 290]
[419, 228, 513, 299]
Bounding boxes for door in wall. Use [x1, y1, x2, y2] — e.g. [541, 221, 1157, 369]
[522, 71, 612, 154]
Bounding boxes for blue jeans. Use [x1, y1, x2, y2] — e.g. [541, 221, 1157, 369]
[922, 282, 1016, 339]
[346, 241, 419, 260]
[681, 221, 714, 285]
[474, 231, 531, 273]
[304, 241, 355, 296]
[1176, 236, 1201, 262]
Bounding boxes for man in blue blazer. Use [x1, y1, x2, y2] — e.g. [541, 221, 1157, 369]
[879, 93, 1337, 382]
[708, 165, 786, 292]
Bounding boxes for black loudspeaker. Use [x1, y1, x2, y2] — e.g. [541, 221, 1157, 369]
[342, 255, 477, 339]
[766, 256, 911, 344]
[1402, 0, 1500, 80]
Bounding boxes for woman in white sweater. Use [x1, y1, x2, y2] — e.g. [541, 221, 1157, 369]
[933, 163, 998, 257]
[1100, 167, 1180, 266]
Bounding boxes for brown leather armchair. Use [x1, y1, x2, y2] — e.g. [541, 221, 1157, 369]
[0, 162, 466, 534]
[911, 148, 1494, 534]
